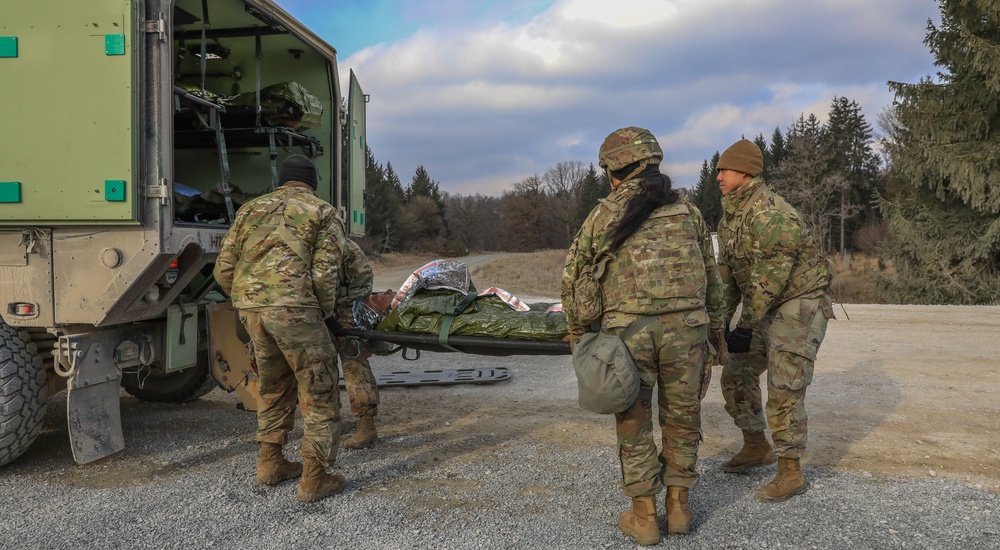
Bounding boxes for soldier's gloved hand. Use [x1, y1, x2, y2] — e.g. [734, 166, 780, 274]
[563, 333, 581, 353]
[725, 327, 753, 354]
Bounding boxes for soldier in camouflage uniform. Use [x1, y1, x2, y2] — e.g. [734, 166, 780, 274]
[562, 127, 725, 544]
[214, 154, 348, 503]
[335, 238, 381, 449]
[714, 139, 834, 502]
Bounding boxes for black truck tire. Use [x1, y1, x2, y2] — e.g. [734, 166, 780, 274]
[0, 320, 47, 468]
[120, 355, 217, 403]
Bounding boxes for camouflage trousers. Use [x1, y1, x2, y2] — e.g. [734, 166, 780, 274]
[721, 292, 833, 459]
[604, 309, 708, 496]
[337, 337, 380, 418]
[240, 307, 342, 467]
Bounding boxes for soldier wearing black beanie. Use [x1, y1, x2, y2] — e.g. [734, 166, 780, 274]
[279, 154, 318, 189]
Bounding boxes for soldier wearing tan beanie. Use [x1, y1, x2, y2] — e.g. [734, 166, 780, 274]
[713, 136, 833, 504]
[717, 139, 763, 177]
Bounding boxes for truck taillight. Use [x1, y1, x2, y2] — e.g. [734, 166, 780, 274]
[9, 303, 36, 316]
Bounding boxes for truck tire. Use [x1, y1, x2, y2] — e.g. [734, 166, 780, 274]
[0, 320, 47, 468]
[120, 355, 217, 403]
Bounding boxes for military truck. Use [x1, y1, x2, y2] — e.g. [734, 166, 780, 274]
[0, 0, 367, 466]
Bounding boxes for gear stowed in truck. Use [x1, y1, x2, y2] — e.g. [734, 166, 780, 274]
[0, 0, 368, 467]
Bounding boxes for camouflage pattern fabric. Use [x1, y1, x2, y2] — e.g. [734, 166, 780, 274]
[335, 239, 375, 325]
[720, 292, 833, 457]
[716, 176, 831, 329]
[333, 239, 380, 419]
[214, 183, 345, 318]
[607, 310, 707, 495]
[561, 180, 724, 336]
[240, 308, 342, 467]
[562, 176, 723, 497]
[717, 176, 834, 458]
[341, 356, 379, 418]
[598, 127, 664, 171]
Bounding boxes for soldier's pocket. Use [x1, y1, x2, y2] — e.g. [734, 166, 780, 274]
[768, 349, 813, 391]
[304, 345, 338, 398]
[681, 309, 709, 328]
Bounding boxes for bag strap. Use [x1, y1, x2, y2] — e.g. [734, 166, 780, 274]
[616, 314, 658, 342]
[244, 188, 313, 268]
[616, 315, 657, 403]
[437, 282, 478, 351]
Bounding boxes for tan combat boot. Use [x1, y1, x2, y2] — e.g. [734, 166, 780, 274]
[296, 458, 346, 502]
[665, 486, 693, 535]
[343, 415, 377, 449]
[757, 457, 807, 502]
[618, 495, 659, 546]
[255, 443, 303, 486]
[721, 430, 776, 473]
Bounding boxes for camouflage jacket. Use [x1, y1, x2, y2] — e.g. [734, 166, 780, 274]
[561, 179, 725, 335]
[213, 182, 345, 317]
[717, 177, 832, 330]
[335, 238, 374, 325]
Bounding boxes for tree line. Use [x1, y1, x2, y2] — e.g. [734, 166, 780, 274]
[354, 0, 998, 305]
[360, 156, 611, 255]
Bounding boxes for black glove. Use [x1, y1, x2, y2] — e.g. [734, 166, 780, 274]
[725, 327, 754, 354]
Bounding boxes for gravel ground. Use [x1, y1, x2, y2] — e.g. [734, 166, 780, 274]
[2, 341, 997, 549]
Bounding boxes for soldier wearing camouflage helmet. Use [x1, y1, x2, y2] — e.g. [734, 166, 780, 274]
[562, 127, 725, 544]
[715, 138, 834, 502]
[214, 154, 348, 503]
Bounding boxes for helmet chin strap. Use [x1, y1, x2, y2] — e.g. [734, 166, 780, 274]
[622, 159, 648, 185]
[606, 159, 649, 189]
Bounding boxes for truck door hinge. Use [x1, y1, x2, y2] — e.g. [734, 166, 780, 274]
[144, 13, 167, 42]
[146, 179, 170, 206]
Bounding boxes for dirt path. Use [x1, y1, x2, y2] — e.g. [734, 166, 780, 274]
[372, 253, 507, 293]
[787, 304, 1000, 488]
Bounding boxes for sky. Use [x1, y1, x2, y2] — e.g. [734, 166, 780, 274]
[276, 0, 942, 195]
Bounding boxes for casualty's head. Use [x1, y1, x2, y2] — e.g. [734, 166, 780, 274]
[715, 138, 763, 196]
[598, 126, 663, 186]
[279, 154, 318, 189]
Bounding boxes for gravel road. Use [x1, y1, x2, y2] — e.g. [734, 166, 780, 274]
[2, 260, 998, 549]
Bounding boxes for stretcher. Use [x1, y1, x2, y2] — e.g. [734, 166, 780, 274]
[208, 302, 571, 412]
[330, 326, 572, 357]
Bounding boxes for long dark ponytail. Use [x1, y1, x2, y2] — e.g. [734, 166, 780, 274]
[609, 163, 679, 252]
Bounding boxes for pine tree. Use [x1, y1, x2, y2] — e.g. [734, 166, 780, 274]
[772, 114, 838, 252]
[365, 156, 405, 253]
[822, 96, 881, 257]
[753, 134, 773, 182]
[405, 165, 448, 245]
[691, 154, 722, 229]
[880, 0, 1000, 304]
[574, 164, 603, 233]
[769, 127, 787, 168]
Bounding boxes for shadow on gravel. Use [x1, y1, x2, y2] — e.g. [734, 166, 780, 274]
[809, 358, 902, 470]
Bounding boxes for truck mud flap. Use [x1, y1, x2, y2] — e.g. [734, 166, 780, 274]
[60, 335, 126, 464]
[362, 366, 511, 387]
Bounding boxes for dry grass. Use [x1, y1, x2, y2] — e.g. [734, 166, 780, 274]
[829, 252, 885, 304]
[470, 250, 566, 298]
[369, 252, 440, 272]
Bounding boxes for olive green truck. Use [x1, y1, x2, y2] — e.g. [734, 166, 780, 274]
[0, 0, 367, 466]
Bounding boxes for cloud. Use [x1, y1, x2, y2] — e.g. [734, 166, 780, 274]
[335, 0, 939, 192]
